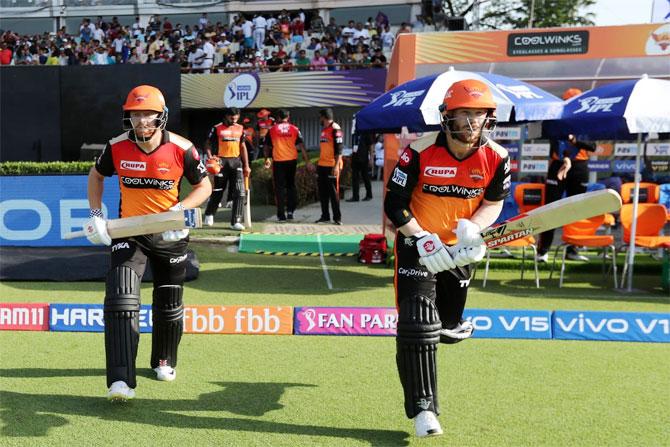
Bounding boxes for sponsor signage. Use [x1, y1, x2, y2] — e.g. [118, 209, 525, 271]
[507, 30, 589, 57]
[520, 159, 549, 173]
[183, 305, 293, 334]
[646, 142, 670, 156]
[553, 311, 670, 343]
[294, 307, 397, 336]
[464, 309, 553, 339]
[521, 143, 550, 157]
[491, 127, 522, 141]
[613, 159, 637, 173]
[650, 159, 670, 172]
[224, 73, 260, 108]
[50, 304, 153, 332]
[0, 176, 120, 247]
[0, 303, 49, 331]
[588, 161, 611, 172]
[594, 143, 613, 156]
[614, 143, 638, 156]
[510, 160, 519, 172]
[502, 144, 520, 156]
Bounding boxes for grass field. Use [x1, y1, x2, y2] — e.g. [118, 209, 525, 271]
[1, 243, 669, 446]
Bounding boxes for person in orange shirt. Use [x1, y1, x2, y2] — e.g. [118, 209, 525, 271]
[242, 116, 257, 160]
[84, 85, 212, 402]
[263, 109, 311, 221]
[536, 88, 596, 263]
[203, 107, 251, 230]
[384, 80, 510, 437]
[315, 108, 344, 224]
[256, 108, 274, 161]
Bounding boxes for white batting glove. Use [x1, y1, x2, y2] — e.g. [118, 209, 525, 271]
[162, 203, 189, 242]
[415, 231, 456, 274]
[84, 209, 111, 246]
[452, 243, 487, 267]
[455, 219, 484, 246]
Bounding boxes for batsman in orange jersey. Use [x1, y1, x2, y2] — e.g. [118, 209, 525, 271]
[84, 85, 212, 402]
[384, 79, 511, 437]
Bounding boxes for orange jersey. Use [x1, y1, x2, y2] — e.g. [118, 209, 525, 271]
[265, 121, 303, 162]
[318, 122, 344, 167]
[243, 126, 256, 145]
[95, 131, 207, 218]
[257, 118, 274, 139]
[208, 122, 245, 158]
[387, 132, 510, 244]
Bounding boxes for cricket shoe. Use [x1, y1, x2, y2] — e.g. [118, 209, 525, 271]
[204, 215, 214, 226]
[414, 410, 443, 437]
[231, 222, 245, 231]
[154, 360, 176, 382]
[107, 381, 135, 402]
[536, 252, 549, 263]
[440, 319, 474, 344]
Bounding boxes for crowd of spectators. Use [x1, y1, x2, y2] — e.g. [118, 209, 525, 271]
[0, 10, 441, 72]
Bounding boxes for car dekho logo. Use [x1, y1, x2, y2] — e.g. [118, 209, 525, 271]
[224, 73, 260, 108]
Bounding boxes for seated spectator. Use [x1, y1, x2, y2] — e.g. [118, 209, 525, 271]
[370, 47, 387, 68]
[311, 50, 326, 71]
[90, 46, 109, 65]
[325, 17, 339, 41]
[294, 49, 310, 71]
[239, 55, 253, 71]
[224, 54, 239, 72]
[127, 47, 141, 64]
[267, 50, 283, 72]
[353, 22, 370, 45]
[307, 37, 321, 51]
[342, 20, 356, 44]
[381, 25, 394, 49]
[326, 52, 337, 71]
[412, 15, 425, 33]
[290, 42, 302, 59]
[276, 43, 287, 59]
[290, 18, 304, 43]
[0, 42, 13, 65]
[163, 17, 173, 33]
[396, 22, 412, 36]
[376, 11, 389, 29]
[311, 15, 325, 33]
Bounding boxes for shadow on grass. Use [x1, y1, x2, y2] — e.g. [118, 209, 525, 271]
[0, 378, 409, 446]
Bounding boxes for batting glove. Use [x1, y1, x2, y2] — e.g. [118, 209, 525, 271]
[161, 203, 189, 242]
[84, 209, 111, 246]
[415, 231, 456, 274]
[455, 219, 484, 246]
[451, 243, 487, 267]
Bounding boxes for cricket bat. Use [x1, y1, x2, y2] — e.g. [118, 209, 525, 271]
[63, 208, 203, 240]
[477, 189, 622, 249]
[243, 176, 252, 230]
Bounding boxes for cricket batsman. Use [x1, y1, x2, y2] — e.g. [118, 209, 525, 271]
[383, 80, 511, 436]
[84, 85, 212, 401]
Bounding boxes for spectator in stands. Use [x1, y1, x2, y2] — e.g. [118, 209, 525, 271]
[241, 16, 253, 49]
[342, 20, 356, 45]
[311, 14, 325, 33]
[376, 11, 389, 28]
[381, 25, 394, 50]
[370, 47, 387, 68]
[91, 46, 109, 65]
[276, 43, 287, 59]
[80, 19, 93, 44]
[0, 42, 12, 65]
[289, 42, 302, 59]
[280, 17, 291, 43]
[132, 16, 142, 37]
[397, 22, 412, 36]
[92, 23, 105, 43]
[267, 50, 282, 72]
[353, 22, 370, 45]
[201, 35, 215, 73]
[295, 49, 310, 71]
[252, 13, 267, 50]
[224, 54, 239, 73]
[413, 15, 426, 33]
[290, 18, 305, 44]
[326, 52, 337, 71]
[199, 13, 209, 30]
[325, 17, 339, 41]
[163, 17, 173, 33]
[311, 50, 327, 71]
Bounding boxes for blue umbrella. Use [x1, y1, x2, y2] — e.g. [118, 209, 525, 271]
[355, 68, 563, 133]
[544, 76, 670, 291]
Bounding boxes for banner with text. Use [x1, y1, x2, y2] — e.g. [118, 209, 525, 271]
[183, 305, 293, 335]
[294, 307, 397, 336]
[553, 311, 670, 343]
[0, 302, 50, 331]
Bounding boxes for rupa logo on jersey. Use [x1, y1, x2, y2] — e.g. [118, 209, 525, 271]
[424, 166, 457, 178]
[382, 89, 425, 108]
[224, 73, 260, 108]
[573, 96, 624, 114]
[120, 160, 147, 171]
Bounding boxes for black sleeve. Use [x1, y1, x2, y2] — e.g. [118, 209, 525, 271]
[484, 155, 511, 202]
[295, 128, 304, 145]
[95, 142, 115, 177]
[383, 147, 420, 227]
[183, 146, 208, 185]
[333, 126, 343, 156]
[574, 140, 596, 152]
[208, 127, 218, 151]
[264, 132, 273, 158]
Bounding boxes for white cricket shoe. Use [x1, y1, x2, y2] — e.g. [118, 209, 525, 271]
[440, 319, 475, 344]
[204, 215, 214, 226]
[107, 381, 135, 402]
[414, 410, 443, 437]
[225, 201, 233, 209]
[154, 361, 176, 382]
[231, 222, 245, 231]
[536, 252, 549, 263]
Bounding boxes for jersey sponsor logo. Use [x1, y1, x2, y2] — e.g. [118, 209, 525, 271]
[399, 148, 412, 166]
[424, 166, 457, 178]
[573, 96, 624, 114]
[382, 89, 426, 107]
[397, 267, 428, 278]
[121, 176, 175, 190]
[422, 183, 484, 199]
[120, 160, 147, 171]
[469, 168, 484, 181]
[156, 162, 171, 174]
[392, 168, 407, 187]
[111, 241, 130, 252]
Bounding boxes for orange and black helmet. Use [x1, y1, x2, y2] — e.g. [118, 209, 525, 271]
[443, 79, 496, 111]
[562, 87, 582, 100]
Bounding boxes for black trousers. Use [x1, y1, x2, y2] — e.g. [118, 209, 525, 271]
[350, 158, 372, 199]
[317, 165, 341, 221]
[538, 160, 589, 255]
[204, 157, 242, 221]
[272, 159, 297, 219]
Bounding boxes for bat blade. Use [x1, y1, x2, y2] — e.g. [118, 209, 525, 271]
[481, 189, 622, 249]
[243, 177, 252, 230]
[63, 208, 203, 240]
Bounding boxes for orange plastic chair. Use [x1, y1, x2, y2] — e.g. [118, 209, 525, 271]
[620, 182, 660, 204]
[549, 215, 617, 288]
[482, 183, 544, 288]
[619, 203, 670, 287]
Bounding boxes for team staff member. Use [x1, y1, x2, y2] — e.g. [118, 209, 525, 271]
[263, 109, 311, 221]
[315, 108, 344, 225]
[203, 107, 251, 230]
[347, 129, 374, 202]
[536, 88, 595, 263]
[242, 116, 257, 161]
[384, 80, 510, 437]
[84, 85, 211, 402]
[256, 108, 274, 160]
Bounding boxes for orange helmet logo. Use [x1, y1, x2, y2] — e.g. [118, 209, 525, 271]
[123, 85, 165, 113]
[443, 79, 496, 111]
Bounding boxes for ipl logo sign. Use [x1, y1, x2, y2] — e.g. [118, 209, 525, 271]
[224, 73, 260, 108]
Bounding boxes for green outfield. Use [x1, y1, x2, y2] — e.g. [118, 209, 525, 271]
[1, 243, 669, 446]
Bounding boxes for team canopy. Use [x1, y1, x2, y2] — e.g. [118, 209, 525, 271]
[544, 76, 670, 291]
[355, 67, 563, 133]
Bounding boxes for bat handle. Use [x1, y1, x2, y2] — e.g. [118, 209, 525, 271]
[63, 230, 86, 240]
